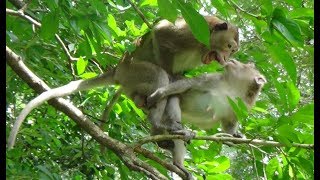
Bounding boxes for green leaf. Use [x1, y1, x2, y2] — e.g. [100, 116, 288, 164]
[277, 124, 300, 142]
[211, 0, 230, 19]
[79, 72, 98, 79]
[175, 0, 210, 47]
[259, 0, 273, 16]
[266, 157, 280, 178]
[227, 97, 248, 121]
[158, 0, 178, 22]
[107, 14, 126, 37]
[276, 134, 292, 147]
[266, 44, 297, 83]
[125, 20, 141, 36]
[92, 22, 112, 43]
[290, 103, 314, 124]
[272, 81, 288, 112]
[203, 156, 230, 173]
[37, 165, 54, 179]
[140, 0, 157, 7]
[271, 8, 303, 46]
[76, 57, 88, 75]
[40, 10, 59, 40]
[288, 8, 314, 19]
[283, 0, 302, 8]
[286, 81, 300, 110]
[85, 33, 97, 56]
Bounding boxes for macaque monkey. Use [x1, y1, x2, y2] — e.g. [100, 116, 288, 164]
[131, 16, 239, 74]
[8, 15, 239, 179]
[147, 60, 266, 174]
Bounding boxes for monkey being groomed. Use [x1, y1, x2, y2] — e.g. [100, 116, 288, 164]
[147, 59, 266, 178]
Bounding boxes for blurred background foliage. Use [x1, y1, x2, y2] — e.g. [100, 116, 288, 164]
[6, 0, 313, 179]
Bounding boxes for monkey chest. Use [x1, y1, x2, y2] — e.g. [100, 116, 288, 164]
[172, 50, 203, 73]
[180, 90, 233, 129]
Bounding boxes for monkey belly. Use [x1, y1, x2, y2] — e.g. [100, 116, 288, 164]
[180, 91, 233, 129]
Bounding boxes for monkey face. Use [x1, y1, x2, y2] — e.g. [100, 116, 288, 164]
[207, 25, 239, 65]
[225, 60, 266, 85]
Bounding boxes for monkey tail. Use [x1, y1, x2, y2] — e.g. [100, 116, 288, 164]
[7, 70, 115, 149]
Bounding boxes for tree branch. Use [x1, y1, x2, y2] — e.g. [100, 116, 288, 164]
[134, 134, 314, 149]
[5, 46, 175, 180]
[126, 0, 152, 29]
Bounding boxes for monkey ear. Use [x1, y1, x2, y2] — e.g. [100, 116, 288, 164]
[254, 76, 267, 85]
[213, 22, 228, 31]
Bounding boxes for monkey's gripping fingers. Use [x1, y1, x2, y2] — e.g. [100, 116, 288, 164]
[147, 88, 165, 108]
[171, 129, 196, 143]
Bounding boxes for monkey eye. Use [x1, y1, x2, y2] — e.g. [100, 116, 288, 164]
[228, 44, 232, 48]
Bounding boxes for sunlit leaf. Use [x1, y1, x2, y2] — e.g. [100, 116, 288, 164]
[158, 0, 178, 22]
[271, 8, 303, 46]
[76, 56, 88, 75]
[175, 0, 210, 47]
[266, 44, 297, 83]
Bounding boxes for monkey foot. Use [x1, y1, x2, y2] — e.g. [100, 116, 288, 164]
[173, 162, 194, 180]
[233, 132, 245, 138]
[171, 130, 196, 142]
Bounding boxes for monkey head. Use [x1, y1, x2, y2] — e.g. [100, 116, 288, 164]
[203, 18, 239, 65]
[225, 59, 266, 87]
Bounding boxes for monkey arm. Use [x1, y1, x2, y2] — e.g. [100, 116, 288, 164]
[147, 73, 222, 108]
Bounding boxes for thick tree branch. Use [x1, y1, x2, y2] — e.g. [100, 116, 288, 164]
[134, 134, 314, 149]
[135, 147, 187, 178]
[6, 46, 183, 180]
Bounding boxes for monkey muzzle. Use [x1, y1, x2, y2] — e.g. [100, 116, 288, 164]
[203, 51, 226, 65]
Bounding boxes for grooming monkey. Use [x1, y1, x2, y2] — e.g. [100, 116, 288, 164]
[147, 60, 266, 175]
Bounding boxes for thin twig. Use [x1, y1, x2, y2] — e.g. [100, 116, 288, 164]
[226, 0, 263, 20]
[6, 8, 78, 63]
[250, 146, 260, 180]
[89, 59, 104, 73]
[126, 0, 152, 29]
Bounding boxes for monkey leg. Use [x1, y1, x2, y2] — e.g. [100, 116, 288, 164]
[163, 96, 195, 142]
[221, 119, 245, 139]
[172, 140, 194, 180]
[147, 98, 168, 131]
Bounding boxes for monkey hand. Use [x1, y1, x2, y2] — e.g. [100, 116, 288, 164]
[147, 88, 165, 108]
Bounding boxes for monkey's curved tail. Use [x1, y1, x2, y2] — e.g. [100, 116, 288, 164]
[7, 71, 115, 149]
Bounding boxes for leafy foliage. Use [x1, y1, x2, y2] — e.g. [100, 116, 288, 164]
[6, 0, 313, 179]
